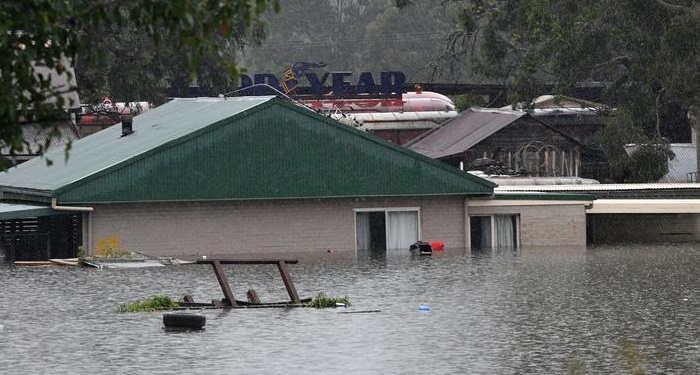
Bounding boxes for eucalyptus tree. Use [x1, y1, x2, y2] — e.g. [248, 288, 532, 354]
[398, 0, 699, 182]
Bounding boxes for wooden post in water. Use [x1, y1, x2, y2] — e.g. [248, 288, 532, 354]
[196, 258, 300, 307]
[211, 260, 238, 307]
[277, 260, 301, 304]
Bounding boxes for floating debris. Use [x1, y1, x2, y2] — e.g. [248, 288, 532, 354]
[118, 295, 179, 313]
[304, 293, 351, 308]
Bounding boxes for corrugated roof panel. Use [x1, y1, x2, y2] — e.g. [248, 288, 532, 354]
[495, 183, 700, 192]
[0, 97, 274, 192]
[57, 100, 494, 202]
[624, 143, 698, 183]
[1, 121, 79, 157]
[660, 144, 696, 183]
[409, 108, 525, 159]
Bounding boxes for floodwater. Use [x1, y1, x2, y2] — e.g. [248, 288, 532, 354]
[0, 244, 698, 374]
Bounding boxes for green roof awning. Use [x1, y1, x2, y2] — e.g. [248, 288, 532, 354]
[0, 203, 55, 220]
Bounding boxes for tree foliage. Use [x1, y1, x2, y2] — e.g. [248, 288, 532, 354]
[235, 0, 455, 83]
[0, 0, 278, 168]
[599, 108, 675, 182]
[397, 0, 698, 182]
[417, 1, 699, 112]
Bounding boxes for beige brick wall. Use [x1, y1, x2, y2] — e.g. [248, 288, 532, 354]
[88, 196, 468, 258]
[419, 196, 468, 248]
[468, 203, 587, 248]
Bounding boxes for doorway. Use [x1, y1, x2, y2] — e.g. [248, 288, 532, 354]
[470, 214, 519, 252]
[355, 209, 420, 252]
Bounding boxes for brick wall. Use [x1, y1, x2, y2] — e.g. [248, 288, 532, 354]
[88, 196, 468, 258]
[468, 203, 587, 248]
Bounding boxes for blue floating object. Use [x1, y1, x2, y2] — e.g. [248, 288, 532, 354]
[419, 304, 430, 311]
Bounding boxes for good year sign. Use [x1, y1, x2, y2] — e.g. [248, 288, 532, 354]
[239, 69, 406, 97]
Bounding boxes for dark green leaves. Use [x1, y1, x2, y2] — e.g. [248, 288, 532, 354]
[0, 0, 278, 169]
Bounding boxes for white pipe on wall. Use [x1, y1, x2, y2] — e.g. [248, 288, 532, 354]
[51, 198, 94, 212]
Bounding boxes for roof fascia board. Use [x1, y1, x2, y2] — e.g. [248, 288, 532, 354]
[587, 199, 700, 214]
[0, 186, 54, 203]
[0, 205, 56, 220]
[57, 191, 496, 205]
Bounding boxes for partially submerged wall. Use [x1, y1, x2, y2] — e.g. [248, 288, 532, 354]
[468, 201, 588, 249]
[87, 196, 468, 258]
[588, 213, 700, 244]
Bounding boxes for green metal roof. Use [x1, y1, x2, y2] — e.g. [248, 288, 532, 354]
[0, 97, 495, 204]
[0, 203, 55, 220]
[494, 191, 596, 201]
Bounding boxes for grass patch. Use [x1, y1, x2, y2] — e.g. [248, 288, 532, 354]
[304, 292, 350, 308]
[118, 295, 179, 313]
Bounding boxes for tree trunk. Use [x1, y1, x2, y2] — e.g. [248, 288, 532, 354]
[690, 105, 700, 182]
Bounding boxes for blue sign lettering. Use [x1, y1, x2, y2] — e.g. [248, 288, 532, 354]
[304, 72, 330, 96]
[355, 72, 378, 95]
[239, 65, 406, 97]
[381, 71, 406, 95]
[331, 72, 352, 96]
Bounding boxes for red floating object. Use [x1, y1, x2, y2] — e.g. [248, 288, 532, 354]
[429, 241, 444, 251]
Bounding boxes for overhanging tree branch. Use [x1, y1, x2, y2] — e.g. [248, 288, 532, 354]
[654, 0, 694, 13]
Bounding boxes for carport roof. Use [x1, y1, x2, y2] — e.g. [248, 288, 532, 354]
[0, 203, 55, 220]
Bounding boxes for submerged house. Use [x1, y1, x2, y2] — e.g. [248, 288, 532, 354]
[408, 107, 593, 177]
[0, 97, 591, 262]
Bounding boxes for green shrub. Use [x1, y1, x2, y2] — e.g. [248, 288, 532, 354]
[304, 292, 350, 308]
[118, 295, 179, 313]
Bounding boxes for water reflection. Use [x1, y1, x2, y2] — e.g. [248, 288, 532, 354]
[0, 244, 698, 374]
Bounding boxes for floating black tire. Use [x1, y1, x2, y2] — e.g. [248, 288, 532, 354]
[163, 313, 206, 329]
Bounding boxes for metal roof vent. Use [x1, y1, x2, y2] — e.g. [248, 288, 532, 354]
[120, 113, 133, 137]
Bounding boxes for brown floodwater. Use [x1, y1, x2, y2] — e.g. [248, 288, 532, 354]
[0, 244, 698, 374]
